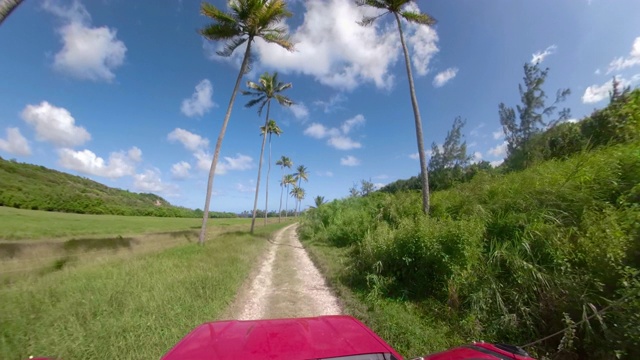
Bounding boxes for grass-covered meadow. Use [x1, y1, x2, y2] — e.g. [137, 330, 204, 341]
[0, 222, 289, 359]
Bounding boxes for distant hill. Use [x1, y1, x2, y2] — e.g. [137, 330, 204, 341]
[0, 157, 236, 218]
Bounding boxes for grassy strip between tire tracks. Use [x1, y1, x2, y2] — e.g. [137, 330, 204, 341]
[0, 222, 290, 359]
[300, 234, 465, 359]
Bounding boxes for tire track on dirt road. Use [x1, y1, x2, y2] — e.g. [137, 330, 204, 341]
[231, 223, 342, 320]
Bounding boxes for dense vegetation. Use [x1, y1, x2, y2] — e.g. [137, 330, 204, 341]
[301, 88, 640, 358]
[0, 158, 236, 218]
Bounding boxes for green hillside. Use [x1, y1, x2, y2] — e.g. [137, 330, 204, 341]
[0, 158, 223, 218]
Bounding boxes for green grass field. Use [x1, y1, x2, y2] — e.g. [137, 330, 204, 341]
[0, 222, 287, 359]
[0, 206, 252, 240]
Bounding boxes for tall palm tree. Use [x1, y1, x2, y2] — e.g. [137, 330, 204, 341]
[294, 165, 308, 217]
[282, 174, 296, 218]
[357, 0, 436, 215]
[312, 195, 326, 208]
[290, 186, 305, 217]
[260, 119, 282, 225]
[0, 0, 24, 25]
[275, 155, 293, 222]
[243, 72, 293, 234]
[198, 0, 293, 244]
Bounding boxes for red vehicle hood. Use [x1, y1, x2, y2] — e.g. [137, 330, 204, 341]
[161, 315, 402, 360]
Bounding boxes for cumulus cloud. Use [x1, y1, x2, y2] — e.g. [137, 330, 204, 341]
[167, 128, 209, 152]
[582, 74, 640, 104]
[314, 93, 347, 113]
[607, 37, 640, 74]
[58, 146, 140, 178]
[253, 0, 438, 90]
[21, 101, 91, 148]
[43, 0, 126, 82]
[133, 168, 178, 195]
[171, 161, 191, 179]
[181, 79, 215, 117]
[0, 127, 31, 156]
[492, 128, 504, 140]
[128, 146, 142, 162]
[340, 155, 360, 166]
[490, 159, 504, 167]
[531, 45, 557, 64]
[288, 103, 310, 120]
[408, 152, 419, 160]
[472, 151, 483, 164]
[303, 114, 364, 150]
[488, 141, 508, 158]
[194, 151, 253, 175]
[433, 67, 458, 87]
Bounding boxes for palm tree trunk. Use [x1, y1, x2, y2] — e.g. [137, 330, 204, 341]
[394, 13, 430, 215]
[250, 101, 271, 234]
[199, 39, 253, 244]
[0, 0, 23, 25]
[278, 171, 284, 222]
[285, 184, 289, 218]
[264, 133, 272, 226]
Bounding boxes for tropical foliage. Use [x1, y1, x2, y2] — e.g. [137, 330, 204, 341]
[197, 0, 294, 243]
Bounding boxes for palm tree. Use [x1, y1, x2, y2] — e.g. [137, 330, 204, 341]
[275, 155, 293, 222]
[294, 165, 308, 217]
[243, 72, 293, 234]
[0, 0, 24, 25]
[198, 0, 294, 244]
[282, 174, 296, 218]
[290, 186, 305, 217]
[260, 119, 283, 225]
[312, 195, 326, 208]
[357, 0, 435, 215]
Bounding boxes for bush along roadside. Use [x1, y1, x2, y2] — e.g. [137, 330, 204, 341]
[299, 142, 640, 359]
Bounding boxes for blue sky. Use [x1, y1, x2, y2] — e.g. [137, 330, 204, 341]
[1, 0, 639, 212]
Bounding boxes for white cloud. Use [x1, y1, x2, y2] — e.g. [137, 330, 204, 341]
[254, 0, 438, 90]
[328, 136, 362, 150]
[236, 182, 256, 193]
[171, 161, 191, 179]
[317, 171, 334, 177]
[408, 152, 419, 160]
[582, 74, 640, 104]
[490, 159, 504, 167]
[21, 101, 91, 148]
[492, 128, 504, 140]
[303, 115, 365, 150]
[133, 168, 177, 195]
[373, 182, 385, 190]
[594, 69, 601, 75]
[470, 122, 485, 137]
[128, 146, 142, 162]
[288, 103, 309, 120]
[433, 67, 458, 87]
[194, 151, 253, 175]
[181, 79, 215, 117]
[44, 0, 126, 82]
[373, 174, 389, 180]
[0, 127, 31, 156]
[341, 114, 365, 134]
[472, 151, 483, 164]
[488, 141, 508, 158]
[58, 147, 140, 178]
[531, 45, 557, 64]
[607, 37, 640, 74]
[314, 93, 347, 113]
[167, 128, 209, 152]
[340, 155, 360, 166]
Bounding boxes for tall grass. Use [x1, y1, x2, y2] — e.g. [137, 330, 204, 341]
[0, 224, 284, 359]
[300, 142, 640, 358]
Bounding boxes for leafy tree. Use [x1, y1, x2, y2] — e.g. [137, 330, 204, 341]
[349, 183, 360, 198]
[499, 62, 571, 170]
[260, 119, 282, 225]
[428, 117, 471, 191]
[275, 156, 293, 222]
[360, 179, 375, 196]
[358, 0, 436, 215]
[290, 186, 305, 217]
[198, 0, 294, 244]
[243, 72, 292, 233]
[281, 174, 296, 218]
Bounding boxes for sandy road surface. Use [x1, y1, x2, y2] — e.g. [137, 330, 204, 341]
[228, 223, 341, 320]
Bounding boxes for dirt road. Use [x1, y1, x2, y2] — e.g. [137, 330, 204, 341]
[228, 223, 341, 320]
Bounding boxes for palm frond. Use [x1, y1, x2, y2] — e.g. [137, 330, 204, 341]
[274, 94, 293, 107]
[200, 23, 240, 41]
[244, 97, 266, 109]
[357, 11, 389, 27]
[200, 2, 237, 25]
[262, 32, 294, 51]
[401, 10, 436, 26]
[217, 36, 248, 57]
[356, 0, 388, 9]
